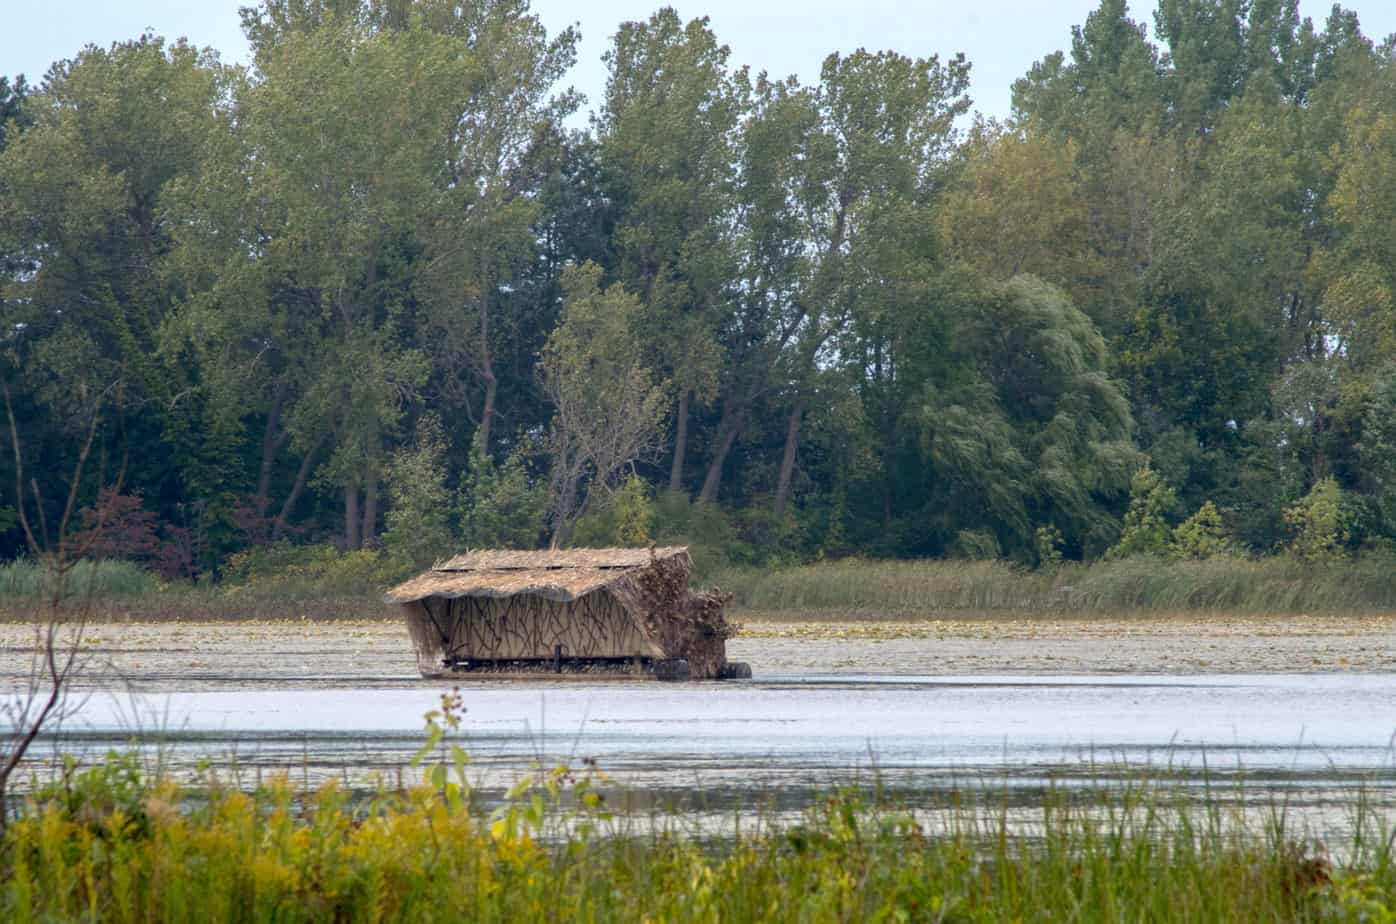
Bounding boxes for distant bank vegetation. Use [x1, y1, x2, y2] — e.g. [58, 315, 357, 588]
[1, 460, 1393, 619]
[4, 0, 1396, 585]
[4, 549, 1396, 621]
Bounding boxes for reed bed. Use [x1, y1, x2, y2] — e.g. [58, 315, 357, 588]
[0, 554, 397, 623]
[3, 553, 1396, 623]
[0, 588, 397, 623]
[2, 750, 1392, 923]
[0, 559, 157, 598]
[715, 555, 1396, 617]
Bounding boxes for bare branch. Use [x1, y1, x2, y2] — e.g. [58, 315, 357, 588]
[0, 382, 105, 830]
[3, 382, 40, 557]
[55, 398, 104, 565]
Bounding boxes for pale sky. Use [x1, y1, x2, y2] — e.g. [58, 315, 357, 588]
[5, 1, 1396, 121]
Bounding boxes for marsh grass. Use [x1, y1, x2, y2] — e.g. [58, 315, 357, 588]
[0, 545, 405, 622]
[1, 749, 1392, 923]
[0, 558, 397, 622]
[0, 559, 156, 598]
[0, 587, 397, 623]
[715, 555, 1396, 618]
[4, 553, 1396, 624]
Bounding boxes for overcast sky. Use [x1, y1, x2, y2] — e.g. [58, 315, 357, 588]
[5, 1, 1396, 121]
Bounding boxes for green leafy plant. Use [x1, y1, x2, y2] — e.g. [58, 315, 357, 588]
[221, 542, 408, 595]
[458, 433, 548, 550]
[3, 751, 1389, 923]
[953, 528, 1001, 561]
[412, 687, 471, 812]
[382, 415, 455, 569]
[572, 474, 655, 547]
[1107, 466, 1177, 560]
[1170, 501, 1232, 560]
[1284, 478, 1350, 562]
[1035, 524, 1065, 569]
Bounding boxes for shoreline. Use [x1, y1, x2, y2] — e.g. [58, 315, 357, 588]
[1, 613, 1391, 691]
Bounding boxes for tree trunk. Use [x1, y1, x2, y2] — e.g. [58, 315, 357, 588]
[773, 400, 804, 517]
[361, 475, 378, 548]
[698, 415, 741, 505]
[479, 368, 497, 455]
[344, 483, 361, 551]
[476, 256, 497, 454]
[549, 471, 578, 549]
[272, 438, 320, 541]
[668, 389, 690, 493]
[881, 427, 895, 528]
[254, 386, 287, 520]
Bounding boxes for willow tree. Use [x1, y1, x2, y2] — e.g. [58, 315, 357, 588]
[898, 274, 1139, 559]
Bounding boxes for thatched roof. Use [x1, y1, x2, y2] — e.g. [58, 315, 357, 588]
[434, 547, 686, 573]
[385, 547, 689, 605]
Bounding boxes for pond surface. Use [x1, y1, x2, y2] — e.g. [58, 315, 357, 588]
[39, 673, 1396, 812]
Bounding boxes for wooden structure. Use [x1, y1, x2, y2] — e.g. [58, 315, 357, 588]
[386, 547, 748, 681]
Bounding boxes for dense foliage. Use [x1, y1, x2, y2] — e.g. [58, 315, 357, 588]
[3, 0, 1396, 576]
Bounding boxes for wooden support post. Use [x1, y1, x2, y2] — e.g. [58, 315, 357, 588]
[553, 644, 562, 674]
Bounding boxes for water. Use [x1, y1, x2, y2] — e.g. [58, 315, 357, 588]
[37, 673, 1396, 807]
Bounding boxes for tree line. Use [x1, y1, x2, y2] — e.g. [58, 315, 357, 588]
[1, 0, 1394, 577]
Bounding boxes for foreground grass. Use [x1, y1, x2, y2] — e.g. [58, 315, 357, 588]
[714, 555, 1396, 618]
[4, 752, 1393, 924]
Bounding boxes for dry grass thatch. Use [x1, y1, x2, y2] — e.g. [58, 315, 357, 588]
[432, 547, 688, 573]
[386, 568, 620, 604]
[386, 547, 690, 604]
[388, 547, 734, 678]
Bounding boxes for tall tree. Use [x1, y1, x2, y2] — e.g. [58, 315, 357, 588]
[413, 0, 579, 456]
[818, 48, 970, 523]
[735, 75, 828, 514]
[938, 123, 1094, 300]
[0, 75, 30, 153]
[598, 9, 744, 495]
[0, 37, 234, 552]
[172, 6, 467, 548]
[704, 48, 971, 510]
